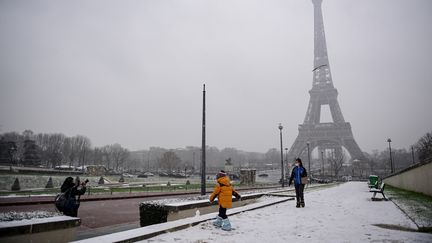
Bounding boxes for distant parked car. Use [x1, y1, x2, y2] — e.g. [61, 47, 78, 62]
[122, 173, 134, 178]
[137, 174, 148, 178]
[54, 165, 75, 171]
[170, 172, 188, 178]
[144, 172, 154, 177]
[258, 173, 269, 177]
[159, 172, 169, 177]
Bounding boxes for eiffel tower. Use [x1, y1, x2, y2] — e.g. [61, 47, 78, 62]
[287, 0, 365, 164]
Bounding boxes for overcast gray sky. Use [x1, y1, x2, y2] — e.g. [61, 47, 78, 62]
[1, 0, 431, 153]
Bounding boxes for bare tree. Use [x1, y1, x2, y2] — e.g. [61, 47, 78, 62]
[1, 132, 25, 162]
[62, 137, 73, 167]
[416, 131, 432, 162]
[328, 150, 346, 178]
[160, 151, 181, 172]
[265, 148, 280, 168]
[110, 143, 129, 172]
[73, 135, 91, 168]
[34, 133, 66, 167]
[99, 145, 113, 170]
[47, 133, 66, 167]
[92, 147, 105, 166]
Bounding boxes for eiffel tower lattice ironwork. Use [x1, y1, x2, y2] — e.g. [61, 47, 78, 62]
[287, 0, 365, 164]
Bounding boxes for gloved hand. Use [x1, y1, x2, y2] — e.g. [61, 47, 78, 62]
[233, 191, 241, 200]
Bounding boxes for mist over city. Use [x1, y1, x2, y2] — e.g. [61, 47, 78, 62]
[0, 1, 431, 242]
[1, 0, 431, 154]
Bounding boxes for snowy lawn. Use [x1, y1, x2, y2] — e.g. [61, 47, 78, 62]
[143, 182, 432, 243]
[385, 185, 432, 230]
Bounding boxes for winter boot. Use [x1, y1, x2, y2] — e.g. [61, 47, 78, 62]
[300, 201, 305, 208]
[296, 202, 300, 208]
[213, 216, 223, 227]
[221, 218, 232, 231]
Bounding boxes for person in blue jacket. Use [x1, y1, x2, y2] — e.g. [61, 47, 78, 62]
[289, 158, 308, 208]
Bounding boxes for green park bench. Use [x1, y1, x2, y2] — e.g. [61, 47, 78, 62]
[368, 175, 379, 189]
[370, 182, 386, 200]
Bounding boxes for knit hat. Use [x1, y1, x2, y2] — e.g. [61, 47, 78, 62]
[216, 170, 227, 179]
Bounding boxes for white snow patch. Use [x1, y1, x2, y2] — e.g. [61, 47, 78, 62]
[143, 182, 432, 243]
[0, 216, 77, 228]
[0, 210, 62, 222]
[0, 193, 56, 198]
[140, 195, 210, 207]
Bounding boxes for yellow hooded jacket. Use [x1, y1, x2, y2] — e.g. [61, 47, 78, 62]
[209, 175, 239, 208]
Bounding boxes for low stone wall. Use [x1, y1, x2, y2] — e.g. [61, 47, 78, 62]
[73, 196, 294, 243]
[0, 216, 81, 243]
[139, 192, 274, 227]
[383, 161, 432, 197]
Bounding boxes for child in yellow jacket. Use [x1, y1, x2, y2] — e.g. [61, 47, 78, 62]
[209, 170, 241, 231]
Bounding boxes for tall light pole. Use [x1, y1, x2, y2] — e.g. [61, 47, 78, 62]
[321, 150, 324, 175]
[147, 151, 151, 172]
[411, 146, 415, 165]
[201, 84, 206, 195]
[306, 142, 311, 173]
[192, 151, 196, 174]
[387, 138, 394, 174]
[306, 142, 311, 183]
[278, 123, 285, 187]
[285, 148, 289, 177]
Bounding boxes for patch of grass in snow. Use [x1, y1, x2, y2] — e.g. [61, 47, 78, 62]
[386, 185, 432, 232]
[372, 223, 419, 232]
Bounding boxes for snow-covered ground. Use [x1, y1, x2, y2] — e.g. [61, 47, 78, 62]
[0, 210, 61, 222]
[143, 182, 432, 243]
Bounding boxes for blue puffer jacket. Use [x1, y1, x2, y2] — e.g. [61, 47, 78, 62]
[289, 166, 308, 186]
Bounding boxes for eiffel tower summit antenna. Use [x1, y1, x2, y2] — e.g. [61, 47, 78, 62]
[287, 0, 365, 166]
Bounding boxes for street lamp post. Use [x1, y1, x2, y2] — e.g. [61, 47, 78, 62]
[387, 138, 394, 174]
[321, 150, 324, 175]
[201, 84, 206, 195]
[285, 148, 289, 178]
[278, 123, 285, 187]
[307, 142, 311, 184]
[192, 151, 196, 174]
[411, 146, 415, 165]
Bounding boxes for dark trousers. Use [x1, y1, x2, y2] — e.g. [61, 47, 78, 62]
[294, 183, 305, 203]
[64, 199, 80, 217]
[218, 206, 227, 219]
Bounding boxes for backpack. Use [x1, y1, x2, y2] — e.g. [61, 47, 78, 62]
[55, 188, 72, 212]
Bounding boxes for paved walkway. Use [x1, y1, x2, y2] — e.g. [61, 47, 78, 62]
[1, 185, 320, 240]
[0, 185, 283, 206]
[0, 190, 200, 206]
[146, 182, 432, 243]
